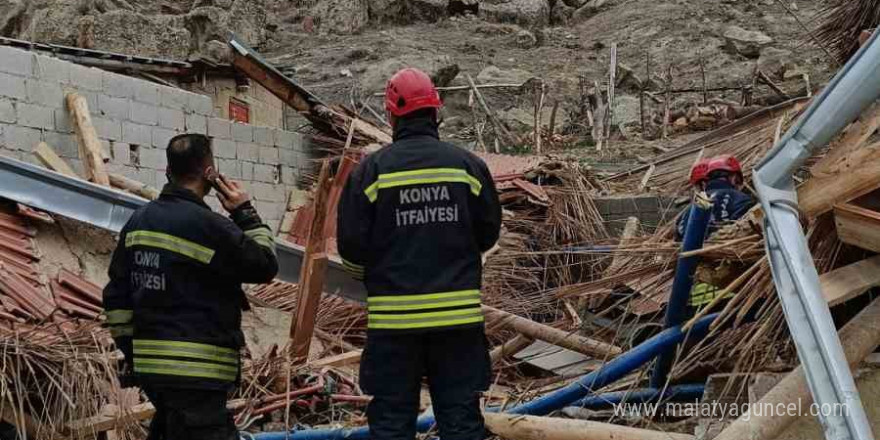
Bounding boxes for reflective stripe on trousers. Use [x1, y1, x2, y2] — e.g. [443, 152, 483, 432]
[133, 339, 239, 382]
[367, 290, 484, 330]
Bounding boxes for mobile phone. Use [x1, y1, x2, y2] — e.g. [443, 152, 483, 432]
[207, 170, 230, 197]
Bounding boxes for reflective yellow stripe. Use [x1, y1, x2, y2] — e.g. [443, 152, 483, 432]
[104, 309, 133, 325]
[368, 306, 484, 329]
[126, 231, 215, 264]
[133, 339, 238, 362]
[364, 168, 482, 202]
[368, 289, 481, 304]
[370, 298, 481, 312]
[369, 315, 484, 330]
[110, 326, 133, 337]
[244, 228, 277, 256]
[342, 258, 364, 273]
[134, 358, 237, 381]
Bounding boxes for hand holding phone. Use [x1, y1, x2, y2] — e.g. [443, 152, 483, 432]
[214, 174, 251, 213]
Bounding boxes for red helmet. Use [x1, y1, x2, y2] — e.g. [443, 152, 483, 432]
[689, 158, 711, 186]
[706, 155, 743, 176]
[385, 68, 442, 117]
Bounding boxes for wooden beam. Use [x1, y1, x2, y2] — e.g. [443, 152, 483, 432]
[64, 403, 155, 437]
[65, 93, 110, 186]
[489, 334, 533, 364]
[834, 202, 880, 253]
[811, 102, 880, 177]
[799, 141, 880, 216]
[290, 160, 333, 363]
[33, 142, 77, 177]
[820, 255, 880, 306]
[482, 305, 623, 359]
[310, 350, 363, 368]
[108, 173, 159, 200]
[484, 413, 695, 440]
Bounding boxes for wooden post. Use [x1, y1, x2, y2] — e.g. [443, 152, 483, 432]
[548, 99, 559, 138]
[605, 43, 617, 141]
[33, 142, 77, 178]
[484, 413, 695, 440]
[489, 334, 534, 364]
[65, 93, 110, 186]
[290, 160, 332, 363]
[108, 174, 160, 200]
[700, 53, 708, 104]
[466, 74, 517, 150]
[662, 66, 672, 139]
[482, 305, 622, 359]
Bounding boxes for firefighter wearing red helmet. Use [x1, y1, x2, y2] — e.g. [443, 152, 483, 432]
[677, 154, 754, 239]
[337, 68, 501, 440]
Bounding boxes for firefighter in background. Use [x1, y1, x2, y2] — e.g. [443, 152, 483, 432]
[677, 154, 755, 312]
[103, 134, 278, 440]
[337, 68, 502, 440]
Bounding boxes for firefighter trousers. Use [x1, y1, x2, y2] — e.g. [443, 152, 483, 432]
[144, 385, 237, 440]
[360, 325, 492, 440]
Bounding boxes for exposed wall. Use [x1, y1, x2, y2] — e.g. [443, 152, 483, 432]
[0, 46, 313, 230]
[182, 76, 286, 129]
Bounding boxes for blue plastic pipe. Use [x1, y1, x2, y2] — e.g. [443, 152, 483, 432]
[650, 200, 713, 388]
[253, 314, 718, 440]
[569, 383, 704, 409]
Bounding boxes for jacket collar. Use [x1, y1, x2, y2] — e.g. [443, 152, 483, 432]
[160, 183, 211, 210]
[705, 178, 736, 193]
[393, 116, 440, 141]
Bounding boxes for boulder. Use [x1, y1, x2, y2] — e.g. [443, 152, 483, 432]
[757, 47, 797, 80]
[551, 1, 576, 25]
[91, 11, 192, 60]
[611, 95, 641, 126]
[514, 29, 538, 48]
[476, 65, 535, 85]
[572, 0, 606, 22]
[723, 25, 773, 58]
[361, 54, 456, 91]
[480, 0, 550, 28]
[312, 0, 369, 35]
[368, 0, 446, 23]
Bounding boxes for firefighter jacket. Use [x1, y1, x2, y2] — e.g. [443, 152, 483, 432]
[102, 184, 278, 390]
[676, 179, 755, 240]
[337, 115, 502, 333]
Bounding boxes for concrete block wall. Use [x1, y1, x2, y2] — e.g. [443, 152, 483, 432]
[0, 46, 314, 230]
[594, 195, 680, 235]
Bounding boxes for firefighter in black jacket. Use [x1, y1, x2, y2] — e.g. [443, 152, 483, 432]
[103, 134, 278, 440]
[337, 68, 502, 440]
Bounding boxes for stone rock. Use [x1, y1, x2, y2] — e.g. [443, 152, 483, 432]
[202, 39, 232, 63]
[514, 29, 538, 48]
[480, 0, 550, 28]
[368, 0, 446, 23]
[572, 0, 606, 22]
[723, 25, 773, 58]
[312, 0, 368, 35]
[476, 65, 535, 85]
[611, 95, 641, 125]
[551, 1, 576, 25]
[361, 54, 455, 91]
[91, 11, 192, 60]
[757, 47, 797, 80]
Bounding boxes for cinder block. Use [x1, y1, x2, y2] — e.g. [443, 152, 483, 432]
[103, 71, 133, 98]
[159, 86, 188, 110]
[236, 142, 259, 162]
[0, 73, 27, 101]
[218, 158, 241, 179]
[133, 82, 160, 105]
[185, 113, 207, 134]
[2, 125, 42, 151]
[0, 47, 34, 77]
[17, 103, 54, 130]
[254, 201, 283, 224]
[259, 146, 279, 165]
[158, 107, 185, 131]
[43, 131, 78, 158]
[138, 147, 166, 169]
[252, 182, 286, 203]
[276, 130, 295, 149]
[152, 127, 176, 148]
[53, 108, 72, 133]
[111, 141, 130, 164]
[93, 117, 122, 141]
[122, 121, 152, 146]
[232, 123, 253, 142]
[155, 170, 168, 187]
[187, 94, 213, 116]
[68, 64, 103, 91]
[0, 99, 15, 123]
[25, 79, 63, 107]
[136, 167, 157, 187]
[213, 139, 235, 159]
[207, 118, 232, 140]
[98, 94, 130, 120]
[253, 126, 273, 145]
[293, 133, 307, 152]
[281, 166, 298, 184]
[253, 163, 277, 183]
[32, 55, 70, 84]
[241, 162, 254, 181]
[279, 148, 296, 167]
[130, 101, 159, 126]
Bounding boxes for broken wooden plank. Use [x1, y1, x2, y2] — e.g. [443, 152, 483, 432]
[290, 160, 333, 363]
[834, 202, 880, 253]
[33, 142, 77, 177]
[799, 141, 880, 216]
[65, 93, 110, 186]
[311, 350, 363, 368]
[482, 305, 622, 359]
[108, 173, 160, 200]
[820, 255, 880, 307]
[484, 413, 695, 440]
[64, 402, 155, 437]
[489, 334, 533, 364]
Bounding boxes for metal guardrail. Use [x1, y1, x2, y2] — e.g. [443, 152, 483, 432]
[754, 28, 880, 440]
[0, 155, 368, 303]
